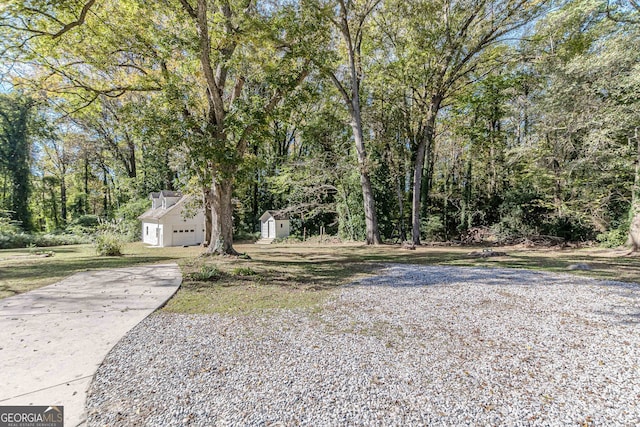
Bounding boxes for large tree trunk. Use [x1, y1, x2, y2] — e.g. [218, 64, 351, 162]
[629, 212, 640, 251]
[83, 154, 89, 215]
[252, 143, 259, 233]
[411, 136, 427, 245]
[202, 187, 212, 247]
[411, 96, 441, 245]
[333, 2, 381, 245]
[628, 129, 640, 251]
[126, 134, 137, 178]
[351, 114, 382, 244]
[395, 171, 406, 242]
[60, 173, 67, 226]
[461, 156, 473, 231]
[206, 177, 238, 255]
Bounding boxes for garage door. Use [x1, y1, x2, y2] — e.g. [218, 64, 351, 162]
[172, 227, 197, 246]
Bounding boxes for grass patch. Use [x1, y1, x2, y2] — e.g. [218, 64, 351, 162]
[165, 243, 640, 315]
[185, 265, 223, 281]
[3, 241, 640, 315]
[163, 253, 361, 315]
[0, 242, 202, 299]
[230, 266, 257, 276]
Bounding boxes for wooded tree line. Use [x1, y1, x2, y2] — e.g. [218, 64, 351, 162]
[1, 0, 640, 253]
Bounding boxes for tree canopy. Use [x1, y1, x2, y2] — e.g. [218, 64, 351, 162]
[1, 0, 640, 250]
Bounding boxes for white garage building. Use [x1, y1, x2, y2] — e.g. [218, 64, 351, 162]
[139, 191, 205, 247]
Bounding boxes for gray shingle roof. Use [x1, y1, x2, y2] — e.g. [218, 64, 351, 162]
[160, 190, 182, 198]
[260, 210, 289, 221]
[139, 193, 190, 220]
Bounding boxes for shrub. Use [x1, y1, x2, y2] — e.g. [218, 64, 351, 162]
[274, 235, 303, 244]
[94, 218, 129, 256]
[114, 198, 150, 242]
[0, 231, 90, 249]
[233, 230, 260, 242]
[597, 220, 629, 248]
[187, 265, 221, 281]
[66, 215, 100, 237]
[421, 215, 446, 241]
[95, 232, 123, 256]
[0, 212, 21, 235]
[74, 215, 100, 228]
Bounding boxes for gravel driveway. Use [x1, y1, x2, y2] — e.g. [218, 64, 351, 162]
[86, 265, 640, 426]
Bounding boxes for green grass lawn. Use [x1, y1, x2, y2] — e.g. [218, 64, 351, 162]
[0, 243, 202, 299]
[165, 243, 640, 314]
[2, 241, 640, 313]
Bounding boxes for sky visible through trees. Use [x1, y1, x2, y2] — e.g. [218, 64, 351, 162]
[1, 0, 639, 251]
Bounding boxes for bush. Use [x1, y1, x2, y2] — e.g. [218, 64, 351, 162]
[0, 231, 90, 249]
[95, 232, 123, 256]
[597, 220, 629, 248]
[421, 215, 446, 241]
[234, 230, 260, 242]
[275, 235, 303, 244]
[32, 233, 90, 247]
[66, 215, 100, 237]
[0, 209, 94, 249]
[114, 198, 150, 242]
[94, 218, 127, 256]
[74, 215, 100, 228]
[187, 265, 221, 281]
[0, 212, 21, 235]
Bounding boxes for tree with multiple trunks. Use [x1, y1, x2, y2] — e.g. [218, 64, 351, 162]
[375, 0, 550, 244]
[313, 0, 383, 244]
[2, 0, 317, 254]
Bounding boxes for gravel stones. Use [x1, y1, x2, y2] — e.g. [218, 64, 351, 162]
[86, 265, 640, 426]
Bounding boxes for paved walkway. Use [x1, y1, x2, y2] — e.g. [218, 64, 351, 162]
[0, 264, 182, 427]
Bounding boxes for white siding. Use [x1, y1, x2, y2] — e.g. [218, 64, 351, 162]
[142, 202, 205, 247]
[260, 218, 276, 239]
[160, 209, 204, 247]
[259, 215, 290, 240]
[142, 222, 161, 246]
[275, 220, 290, 239]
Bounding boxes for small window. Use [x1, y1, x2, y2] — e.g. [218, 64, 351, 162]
[281, 224, 283, 228]
[190, 229, 194, 233]
[179, 230, 184, 233]
[146, 226, 149, 236]
[173, 230, 177, 233]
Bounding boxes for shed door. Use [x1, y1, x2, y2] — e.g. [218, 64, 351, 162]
[261, 221, 268, 239]
[268, 219, 275, 238]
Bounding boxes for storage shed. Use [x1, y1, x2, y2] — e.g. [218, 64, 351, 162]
[139, 191, 205, 247]
[259, 211, 290, 241]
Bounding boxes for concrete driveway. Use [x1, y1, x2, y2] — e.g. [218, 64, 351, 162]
[0, 264, 182, 426]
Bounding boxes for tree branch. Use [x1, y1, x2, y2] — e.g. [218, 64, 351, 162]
[51, 0, 97, 38]
[236, 66, 310, 155]
[178, 0, 198, 19]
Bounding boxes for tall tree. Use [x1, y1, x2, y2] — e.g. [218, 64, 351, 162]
[168, 0, 313, 254]
[3, 0, 315, 254]
[0, 94, 35, 230]
[315, 0, 383, 244]
[379, 0, 549, 244]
